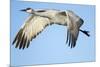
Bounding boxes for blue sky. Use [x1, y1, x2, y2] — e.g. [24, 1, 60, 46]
[11, 0, 95, 66]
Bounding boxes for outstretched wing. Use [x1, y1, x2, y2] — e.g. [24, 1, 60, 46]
[12, 15, 50, 49]
[66, 11, 84, 48]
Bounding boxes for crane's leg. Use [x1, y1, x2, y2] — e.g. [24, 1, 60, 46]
[79, 29, 90, 37]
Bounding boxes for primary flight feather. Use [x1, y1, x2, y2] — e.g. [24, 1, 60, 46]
[12, 8, 90, 49]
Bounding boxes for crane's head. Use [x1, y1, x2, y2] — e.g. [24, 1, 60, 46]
[20, 8, 34, 14]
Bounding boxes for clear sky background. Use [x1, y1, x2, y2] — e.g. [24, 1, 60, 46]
[11, 0, 95, 66]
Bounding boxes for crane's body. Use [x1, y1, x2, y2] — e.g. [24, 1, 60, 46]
[12, 8, 90, 49]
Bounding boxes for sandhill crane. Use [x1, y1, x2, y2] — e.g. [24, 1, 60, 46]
[12, 8, 90, 49]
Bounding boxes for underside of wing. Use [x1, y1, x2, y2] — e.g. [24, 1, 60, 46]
[12, 15, 50, 49]
[66, 28, 79, 48]
[66, 11, 83, 48]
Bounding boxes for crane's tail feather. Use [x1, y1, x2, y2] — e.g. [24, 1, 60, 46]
[80, 29, 90, 37]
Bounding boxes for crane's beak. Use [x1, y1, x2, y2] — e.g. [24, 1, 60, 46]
[20, 9, 26, 12]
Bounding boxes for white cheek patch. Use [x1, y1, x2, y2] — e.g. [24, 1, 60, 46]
[27, 10, 32, 13]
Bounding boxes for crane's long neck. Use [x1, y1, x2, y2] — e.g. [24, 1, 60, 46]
[34, 12, 50, 17]
[32, 11, 56, 21]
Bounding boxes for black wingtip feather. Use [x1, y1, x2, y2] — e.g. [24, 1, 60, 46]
[66, 30, 69, 44]
[72, 37, 76, 48]
[12, 29, 25, 49]
[68, 33, 71, 47]
[12, 29, 22, 45]
[27, 40, 30, 48]
[22, 37, 27, 49]
[19, 33, 25, 49]
[71, 35, 74, 48]
[15, 32, 23, 48]
[66, 31, 77, 48]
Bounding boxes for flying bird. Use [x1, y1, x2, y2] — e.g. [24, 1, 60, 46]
[12, 8, 90, 49]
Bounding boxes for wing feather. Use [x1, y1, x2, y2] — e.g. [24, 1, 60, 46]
[66, 11, 83, 48]
[12, 15, 50, 49]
